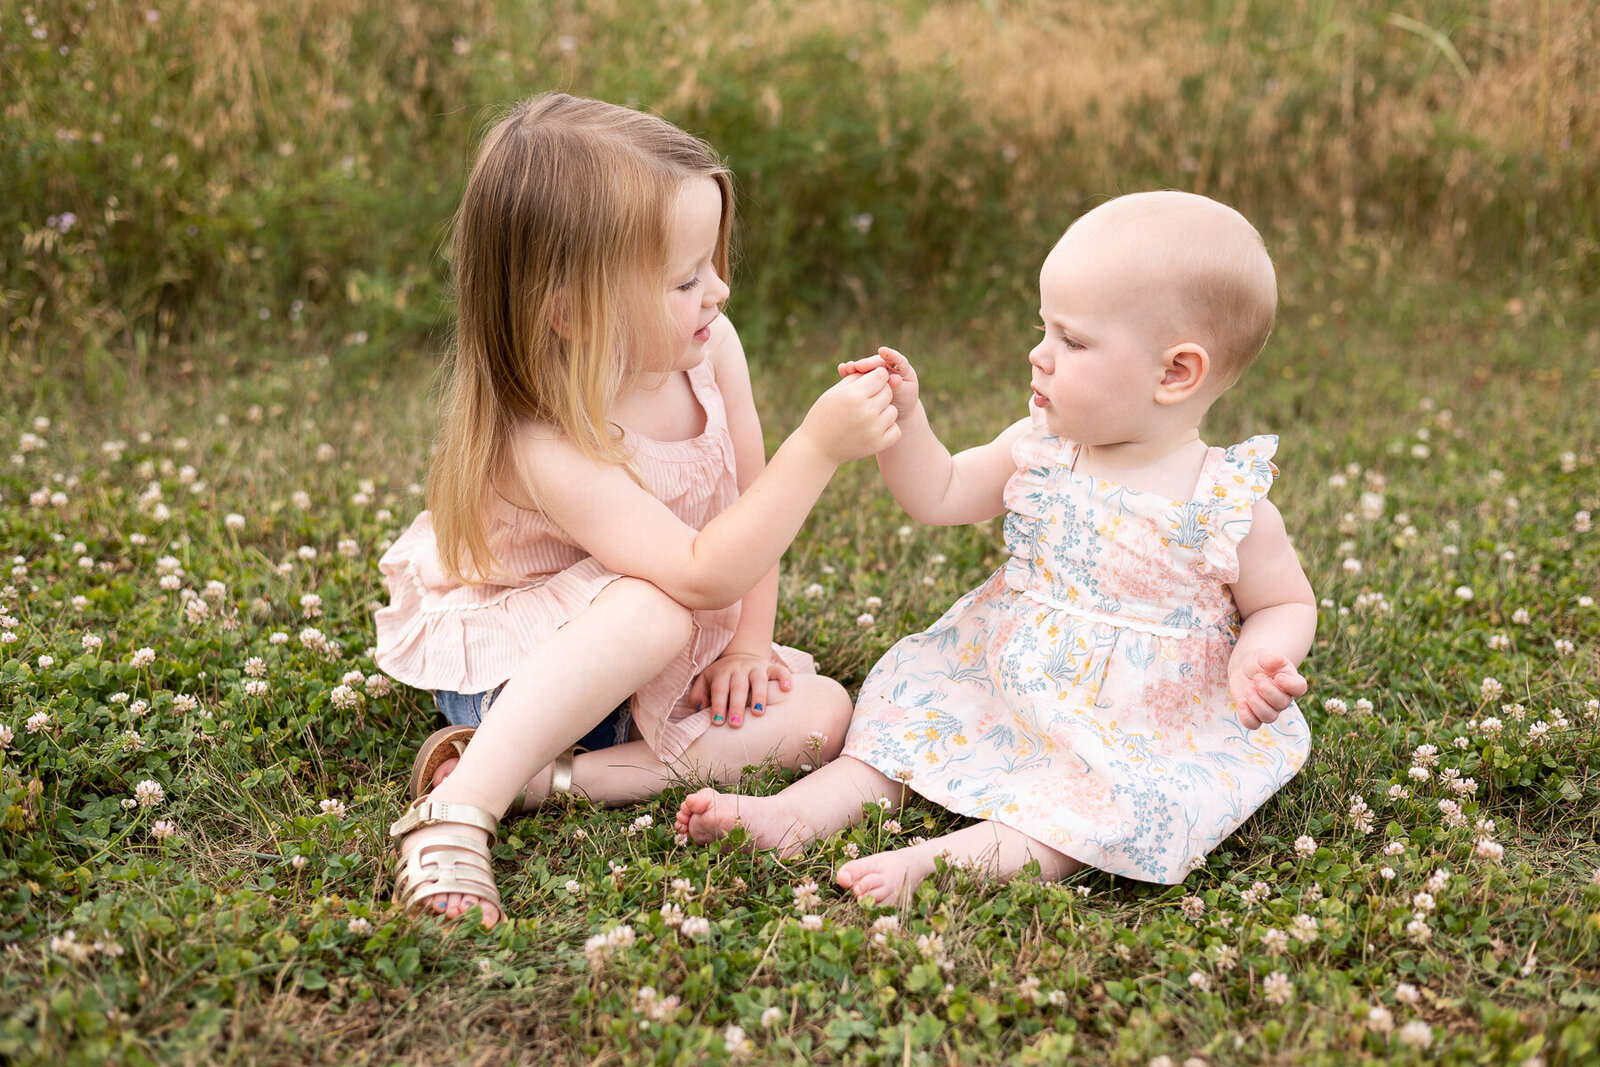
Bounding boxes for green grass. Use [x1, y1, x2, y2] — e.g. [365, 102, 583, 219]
[1, 240, 1597, 1065]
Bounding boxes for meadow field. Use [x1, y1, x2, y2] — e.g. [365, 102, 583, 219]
[2, 1, 1597, 1064]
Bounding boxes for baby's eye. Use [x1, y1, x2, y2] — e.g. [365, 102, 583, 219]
[1062, 335, 1085, 350]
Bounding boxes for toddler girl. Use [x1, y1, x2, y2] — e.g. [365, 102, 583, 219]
[678, 191, 1315, 905]
[377, 94, 901, 925]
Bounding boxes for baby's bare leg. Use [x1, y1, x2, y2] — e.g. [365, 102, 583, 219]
[675, 755, 902, 857]
[837, 820, 1083, 906]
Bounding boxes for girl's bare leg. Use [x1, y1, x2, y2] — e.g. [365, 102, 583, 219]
[401, 578, 693, 924]
[837, 820, 1083, 906]
[674, 755, 903, 857]
[430, 673, 856, 808]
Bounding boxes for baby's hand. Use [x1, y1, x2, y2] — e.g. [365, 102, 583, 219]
[1227, 649, 1307, 731]
[797, 367, 901, 465]
[839, 347, 919, 421]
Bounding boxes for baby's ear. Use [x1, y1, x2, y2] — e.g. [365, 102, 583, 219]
[1155, 342, 1209, 404]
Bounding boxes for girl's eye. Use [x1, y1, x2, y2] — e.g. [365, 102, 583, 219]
[676, 276, 700, 293]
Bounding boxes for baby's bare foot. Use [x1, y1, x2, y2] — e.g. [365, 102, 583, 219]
[675, 789, 808, 858]
[836, 843, 942, 907]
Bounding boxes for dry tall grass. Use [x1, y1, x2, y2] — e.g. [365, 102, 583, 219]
[4, 0, 1594, 361]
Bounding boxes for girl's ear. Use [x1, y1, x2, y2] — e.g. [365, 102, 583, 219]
[1155, 342, 1209, 404]
[548, 290, 571, 339]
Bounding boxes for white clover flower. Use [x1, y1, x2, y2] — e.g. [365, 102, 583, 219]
[347, 918, 372, 936]
[1289, 914, 1319, 943]
[1180, 895, 1205, 920]
[855, 612, 875, 627]
[803, 582, 824, 598]
[1365, 1004, 1393, 1033]
[1353, 698, 1374, 716]
[1187, 971, 1211, 992]
[1398, 1021, 1433, 1049]
[1454, 586, 1474, 601]
[1480, 677, 1504, 701]
[35, 655, 54, 669]
[151, 819, 177, 840]
[1262, 971, 1293, 1005]
[679, 915, 710, 938]
[761, 1006, 782, 1028]
[130, 647, 156, 668]
[1323, 697, 1348, 716]
[799, 914, 823, 930]
[0, 725, 11, 750]
[25, 711, 52, 734]
[1260, 928, 1289, 954]
[318, 798, 347, 820]
[1293, 835, 1317, 858]
[224, 513, 246, 531]
[133, 780, 164, 807]
[243, 680, 269, 698]
[329, 685, 361, 711]
[1379, 866, 1396, 881]
[1511, 608, 1531, 625]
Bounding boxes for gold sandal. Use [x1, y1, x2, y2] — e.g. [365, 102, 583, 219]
[390, 797, 502, 927]
[407, 726, 582, 813]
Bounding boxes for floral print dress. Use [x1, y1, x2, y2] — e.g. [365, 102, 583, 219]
[841, 411, 1311, 883]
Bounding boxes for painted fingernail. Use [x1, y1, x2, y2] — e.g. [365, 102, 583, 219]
[712, 714, 724, 724]
[753, 703, 763, 711]
[730, 716, 742, 727]
[697, 702, 704, 711]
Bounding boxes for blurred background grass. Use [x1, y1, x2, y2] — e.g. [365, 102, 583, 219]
[3, 0, 1595, 384]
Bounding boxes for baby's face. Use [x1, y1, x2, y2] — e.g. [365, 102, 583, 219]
[1027, 235, 1172, 443]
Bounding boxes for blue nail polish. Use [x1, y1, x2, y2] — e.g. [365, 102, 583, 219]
[753, 703, 763, 711]
[712, 714, 724, 724]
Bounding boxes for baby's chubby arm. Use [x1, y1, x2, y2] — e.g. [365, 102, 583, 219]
[514, 366, 900, 612]
[839, 347, 1025, 526]
[1226, 498, 1317, 730]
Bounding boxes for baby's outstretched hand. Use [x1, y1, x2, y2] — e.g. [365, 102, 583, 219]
[1228, 649, 1307, 731]
[839, 347, 919, 421]
[797, 367, 901, 465]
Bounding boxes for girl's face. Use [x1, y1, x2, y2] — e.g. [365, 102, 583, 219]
[650, 177, 729, 372]
[1027, 233, 1169, 444]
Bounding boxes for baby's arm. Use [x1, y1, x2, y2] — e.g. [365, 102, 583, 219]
[841, 347, 1023, 526]
[1226, 499, 1317, 730]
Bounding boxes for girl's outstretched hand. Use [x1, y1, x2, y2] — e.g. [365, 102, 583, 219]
[839, 346, 919, 421]
[690, 651, 792, 729]
[1227, 648, 1308, 730]
[796, 366, 901, 465]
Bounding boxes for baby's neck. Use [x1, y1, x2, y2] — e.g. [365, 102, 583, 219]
[1072, 434, 1209, 499]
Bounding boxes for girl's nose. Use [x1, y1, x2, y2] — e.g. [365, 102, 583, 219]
[705, 267, 730, 307]
[1028, 341, 1051, 372]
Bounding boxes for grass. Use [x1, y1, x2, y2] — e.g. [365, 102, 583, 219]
[3, 0, 1598, 1062]
[1, 237, 1597, 1065]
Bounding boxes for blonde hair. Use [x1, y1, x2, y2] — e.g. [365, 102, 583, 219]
[427, 94, 733, 584]
[1070, 191, 1276, 391]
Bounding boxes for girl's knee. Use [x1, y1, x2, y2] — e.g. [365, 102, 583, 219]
[806, 676, 853, 760]
[603, 577, 694, 652]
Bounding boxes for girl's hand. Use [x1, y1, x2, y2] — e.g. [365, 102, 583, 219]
[690, 652, 793, 728]
[838, 347, 919, 421]
[796, 367, 901, 465]
[1227, 648, 1308, 730]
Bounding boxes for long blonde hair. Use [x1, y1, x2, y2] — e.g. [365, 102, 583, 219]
[427, 94, 733, 584]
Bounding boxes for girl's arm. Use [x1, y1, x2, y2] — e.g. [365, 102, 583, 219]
[512, 332, 900, 612]
[1226, 498, 1317, 730]
[689, 320, 790, 723]
[841, 348, 1026, 526]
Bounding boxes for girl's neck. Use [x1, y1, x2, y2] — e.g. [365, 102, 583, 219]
[610, 367, 705, 443]
[1073, 431, 1209, 498]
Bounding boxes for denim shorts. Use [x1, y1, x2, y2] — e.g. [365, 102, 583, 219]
[432, 686, 631, 752]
